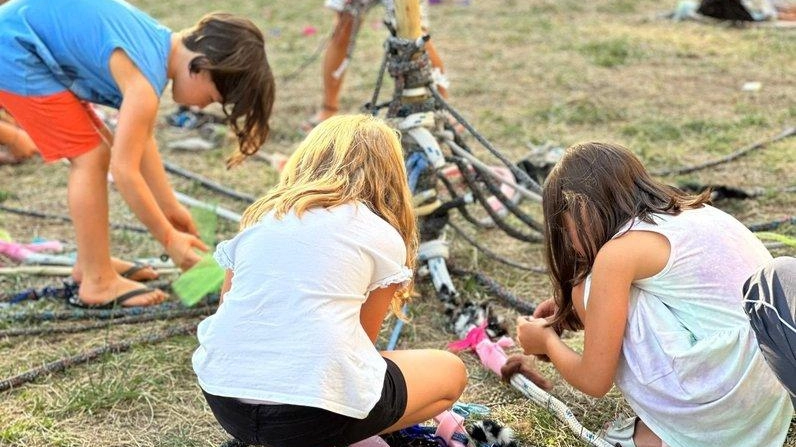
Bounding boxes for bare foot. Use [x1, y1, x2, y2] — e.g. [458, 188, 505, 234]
[300, 104, 338, 133]
[76, 275, 166, 307]
[0, 146, 33, 165]
[0, 147, 20, 165]
[72, 258, 159, 283]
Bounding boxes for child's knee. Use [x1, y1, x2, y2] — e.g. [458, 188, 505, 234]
[440, 351, 467, 396]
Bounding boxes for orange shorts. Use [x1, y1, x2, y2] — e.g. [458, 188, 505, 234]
[0, 90, 104, 162]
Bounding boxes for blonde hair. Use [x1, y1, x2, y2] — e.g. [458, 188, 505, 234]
[241, 115, 418, 316]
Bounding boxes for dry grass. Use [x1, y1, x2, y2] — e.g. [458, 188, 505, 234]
[1, 0, 795, 445]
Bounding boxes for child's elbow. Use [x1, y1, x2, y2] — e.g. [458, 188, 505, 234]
[581, 380, 613, 398]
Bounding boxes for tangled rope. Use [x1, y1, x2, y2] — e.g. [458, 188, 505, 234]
[448, 222, 546, 273]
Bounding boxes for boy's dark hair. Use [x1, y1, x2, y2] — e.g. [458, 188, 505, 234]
[183, 12, 275, 167]
[543, 142, 711, 331]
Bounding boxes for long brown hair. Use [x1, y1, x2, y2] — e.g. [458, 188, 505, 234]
[241, 115, 418, 317]
[543, 142, 711, 330]
[182, 12, 275, 167]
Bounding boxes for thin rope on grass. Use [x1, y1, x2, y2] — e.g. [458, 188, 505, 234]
[449, 266, 538, 315]
[281, 34, 330, 83]
[0, 324, 196, 393]
[163, 161, 256, 204]
[1, 297, 218, 323]
[448, 222, 546, 274]
[747, 216, 796, 232]
[0, 306, 213, 338]
[652, 126, 795, 176]
[0, 204, 147, 233]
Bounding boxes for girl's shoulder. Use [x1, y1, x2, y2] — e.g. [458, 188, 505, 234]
[599, 230, 670, 282]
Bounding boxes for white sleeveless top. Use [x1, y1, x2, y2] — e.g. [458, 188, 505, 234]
[192, 203, 412, 419]
[584, 206, 793, 447]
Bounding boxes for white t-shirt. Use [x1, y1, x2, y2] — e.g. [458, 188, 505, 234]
[584, 206, 793, 447]
[192, 202, 412, 419]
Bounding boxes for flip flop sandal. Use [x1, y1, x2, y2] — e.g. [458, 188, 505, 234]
[600, 416, 639, 447]
[68, 287, 159, 309]
[120, 261, 156, 281]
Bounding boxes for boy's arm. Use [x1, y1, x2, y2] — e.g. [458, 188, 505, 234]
[108, 49, 207, 267]
[360, 284, 400, 344]
[140, 135, 198, 235]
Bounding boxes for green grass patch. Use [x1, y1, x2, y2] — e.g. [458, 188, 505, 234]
[51, 374, 145, 417]
[597, 0, 639, 14]
[579, 37, 642, 68]
[0, 417, 77, 447]
[536, 99, 625, 125]
[622, 120, 683, 142]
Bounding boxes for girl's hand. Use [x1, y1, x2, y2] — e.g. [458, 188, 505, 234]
[516, 315, 557, 356]
[166, 230, 209, 271]
[533, 298, 557, 319]
[500, 354, 554, 390]
[166, 204, 199, 237]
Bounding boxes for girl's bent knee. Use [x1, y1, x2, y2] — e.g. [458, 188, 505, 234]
[441, 352, 467, 396]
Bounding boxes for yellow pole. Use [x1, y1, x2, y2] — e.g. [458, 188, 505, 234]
[394, 0, 422, 39]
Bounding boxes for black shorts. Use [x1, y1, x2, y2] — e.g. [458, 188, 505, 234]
[203, 357, 408, 447]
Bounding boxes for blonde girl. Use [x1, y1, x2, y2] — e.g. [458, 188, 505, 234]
[193, 115, 466, 447]
[508, 142, 792, 447]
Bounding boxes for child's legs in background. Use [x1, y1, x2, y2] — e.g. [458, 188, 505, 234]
[0, 109, 37, 160]
[744, 256, 796, 407]
[380, 349, 467, 433]
[320, 9, 356, 117]
[0, 90, 164, 306]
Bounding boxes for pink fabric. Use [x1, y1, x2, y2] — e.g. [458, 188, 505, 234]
[0, 240, 63, 262]
[449, 324, 514, 376]
[475, 336, 513, 375]
[434, 410, 467, 447]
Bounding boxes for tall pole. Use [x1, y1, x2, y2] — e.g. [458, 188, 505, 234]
[394, 0, 422, 39]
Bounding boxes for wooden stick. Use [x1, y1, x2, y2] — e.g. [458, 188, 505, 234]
[394, 0, 423, 39]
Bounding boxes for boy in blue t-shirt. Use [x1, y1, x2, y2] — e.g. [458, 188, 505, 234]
[0, 0, 275, 308]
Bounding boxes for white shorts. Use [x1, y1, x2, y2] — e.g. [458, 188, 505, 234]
[324, 0, 429, 27]
[324, 0, 389, 12]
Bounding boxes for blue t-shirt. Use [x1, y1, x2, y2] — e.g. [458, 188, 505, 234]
[0, 0, 172, 108]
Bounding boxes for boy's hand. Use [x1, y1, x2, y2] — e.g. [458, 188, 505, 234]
[166, 204, 199, 236]
[500, 354, 553, 390]
[167, 230, 209, 271]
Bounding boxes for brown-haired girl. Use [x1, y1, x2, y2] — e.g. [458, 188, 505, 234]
[193, 115, 467, 447]
[0, 0, 275, 307]
[508, 142, 792, 446]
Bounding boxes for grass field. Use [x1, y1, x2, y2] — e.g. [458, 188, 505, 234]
[1, 0, 794, 445]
